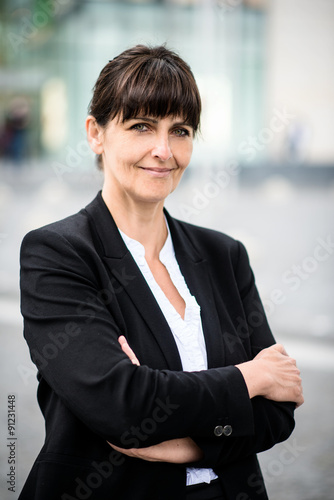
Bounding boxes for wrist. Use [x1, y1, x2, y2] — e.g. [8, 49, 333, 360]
[235, 359, 268, 399]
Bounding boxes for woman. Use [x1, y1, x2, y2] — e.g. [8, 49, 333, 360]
[19, 45, 303, 500]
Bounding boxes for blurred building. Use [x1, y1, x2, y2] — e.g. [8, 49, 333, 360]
[1, 0, 332, 171]
[0, 0, 334, 170]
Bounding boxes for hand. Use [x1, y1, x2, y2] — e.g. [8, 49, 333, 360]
[236, 344, 304, 408]
[109, 336, 203, 463]
[255, 344, 304, 407]
[108, 437, 203, 463]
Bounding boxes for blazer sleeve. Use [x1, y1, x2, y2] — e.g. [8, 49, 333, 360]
[192, 240, 295, 468]
[20, 227, 255, 448]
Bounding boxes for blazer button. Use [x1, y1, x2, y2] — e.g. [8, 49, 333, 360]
[223, 425, 232, 436]
[214, 425, 223, 437]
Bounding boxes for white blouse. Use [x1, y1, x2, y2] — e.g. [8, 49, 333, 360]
[119, 222, 218, 486]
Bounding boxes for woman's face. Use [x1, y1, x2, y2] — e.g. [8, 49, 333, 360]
[87, 114, 194, 205]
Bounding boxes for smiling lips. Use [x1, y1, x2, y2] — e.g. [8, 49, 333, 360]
[138, 167, 174, 178]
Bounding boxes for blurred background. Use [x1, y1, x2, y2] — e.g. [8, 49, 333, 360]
[0, 0, 333, 499]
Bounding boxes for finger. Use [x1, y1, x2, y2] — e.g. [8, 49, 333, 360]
[107, 441, 125, 453]
[273, 343, 288, 356]
[122, 344, 140, 365]
[295, 393, 305, 408]
[118, 336, 140, 365]
[118, 335, 127, 347]
[107, 441, 137, 457]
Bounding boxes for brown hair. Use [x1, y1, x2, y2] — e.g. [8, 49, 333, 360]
[88, 44, 201, 169]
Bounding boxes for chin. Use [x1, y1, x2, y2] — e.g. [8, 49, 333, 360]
[134, 181, 175, 204]
[134, 188, 172, 205]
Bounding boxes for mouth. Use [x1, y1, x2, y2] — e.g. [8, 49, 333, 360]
[138, 167, 174, 178]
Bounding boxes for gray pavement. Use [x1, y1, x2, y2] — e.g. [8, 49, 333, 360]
[0, 162, 333, 499]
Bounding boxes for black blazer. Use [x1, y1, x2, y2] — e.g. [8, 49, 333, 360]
[19, 192, 295, 500]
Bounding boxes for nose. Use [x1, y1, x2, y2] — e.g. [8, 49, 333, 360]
[151, 134, 173, 161]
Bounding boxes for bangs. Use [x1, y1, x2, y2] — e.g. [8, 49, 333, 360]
[112, 58, 201, 132]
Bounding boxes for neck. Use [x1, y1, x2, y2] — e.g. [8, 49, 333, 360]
[101, 185, 168, 261]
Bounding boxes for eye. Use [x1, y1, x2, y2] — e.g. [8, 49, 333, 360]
[131, 123, 149, 133]
[173, 128, 190, 137]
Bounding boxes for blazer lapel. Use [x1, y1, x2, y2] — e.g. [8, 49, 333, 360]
[84, 193, 183, 371]
[104, 253, 183, 370]
[165, 211, 226, 369]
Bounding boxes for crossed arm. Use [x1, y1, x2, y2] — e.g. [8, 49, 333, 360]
[108, 336, 304, 464]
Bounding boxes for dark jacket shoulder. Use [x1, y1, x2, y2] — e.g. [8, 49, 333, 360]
[167, 214, 245, 272]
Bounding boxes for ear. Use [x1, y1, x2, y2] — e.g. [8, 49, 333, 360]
[86, 115, 104, 154]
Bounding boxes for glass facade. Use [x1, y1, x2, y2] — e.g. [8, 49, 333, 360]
[0, 0, 267, 169]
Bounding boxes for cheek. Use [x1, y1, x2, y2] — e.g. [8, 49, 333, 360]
[110, 141, 140, 170]
[178, 142, 193, 169]
[116, 137, 148, 166]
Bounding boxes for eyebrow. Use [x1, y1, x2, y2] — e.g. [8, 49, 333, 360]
[131, 116, 158, 124]
[128, 116, 192, 128]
